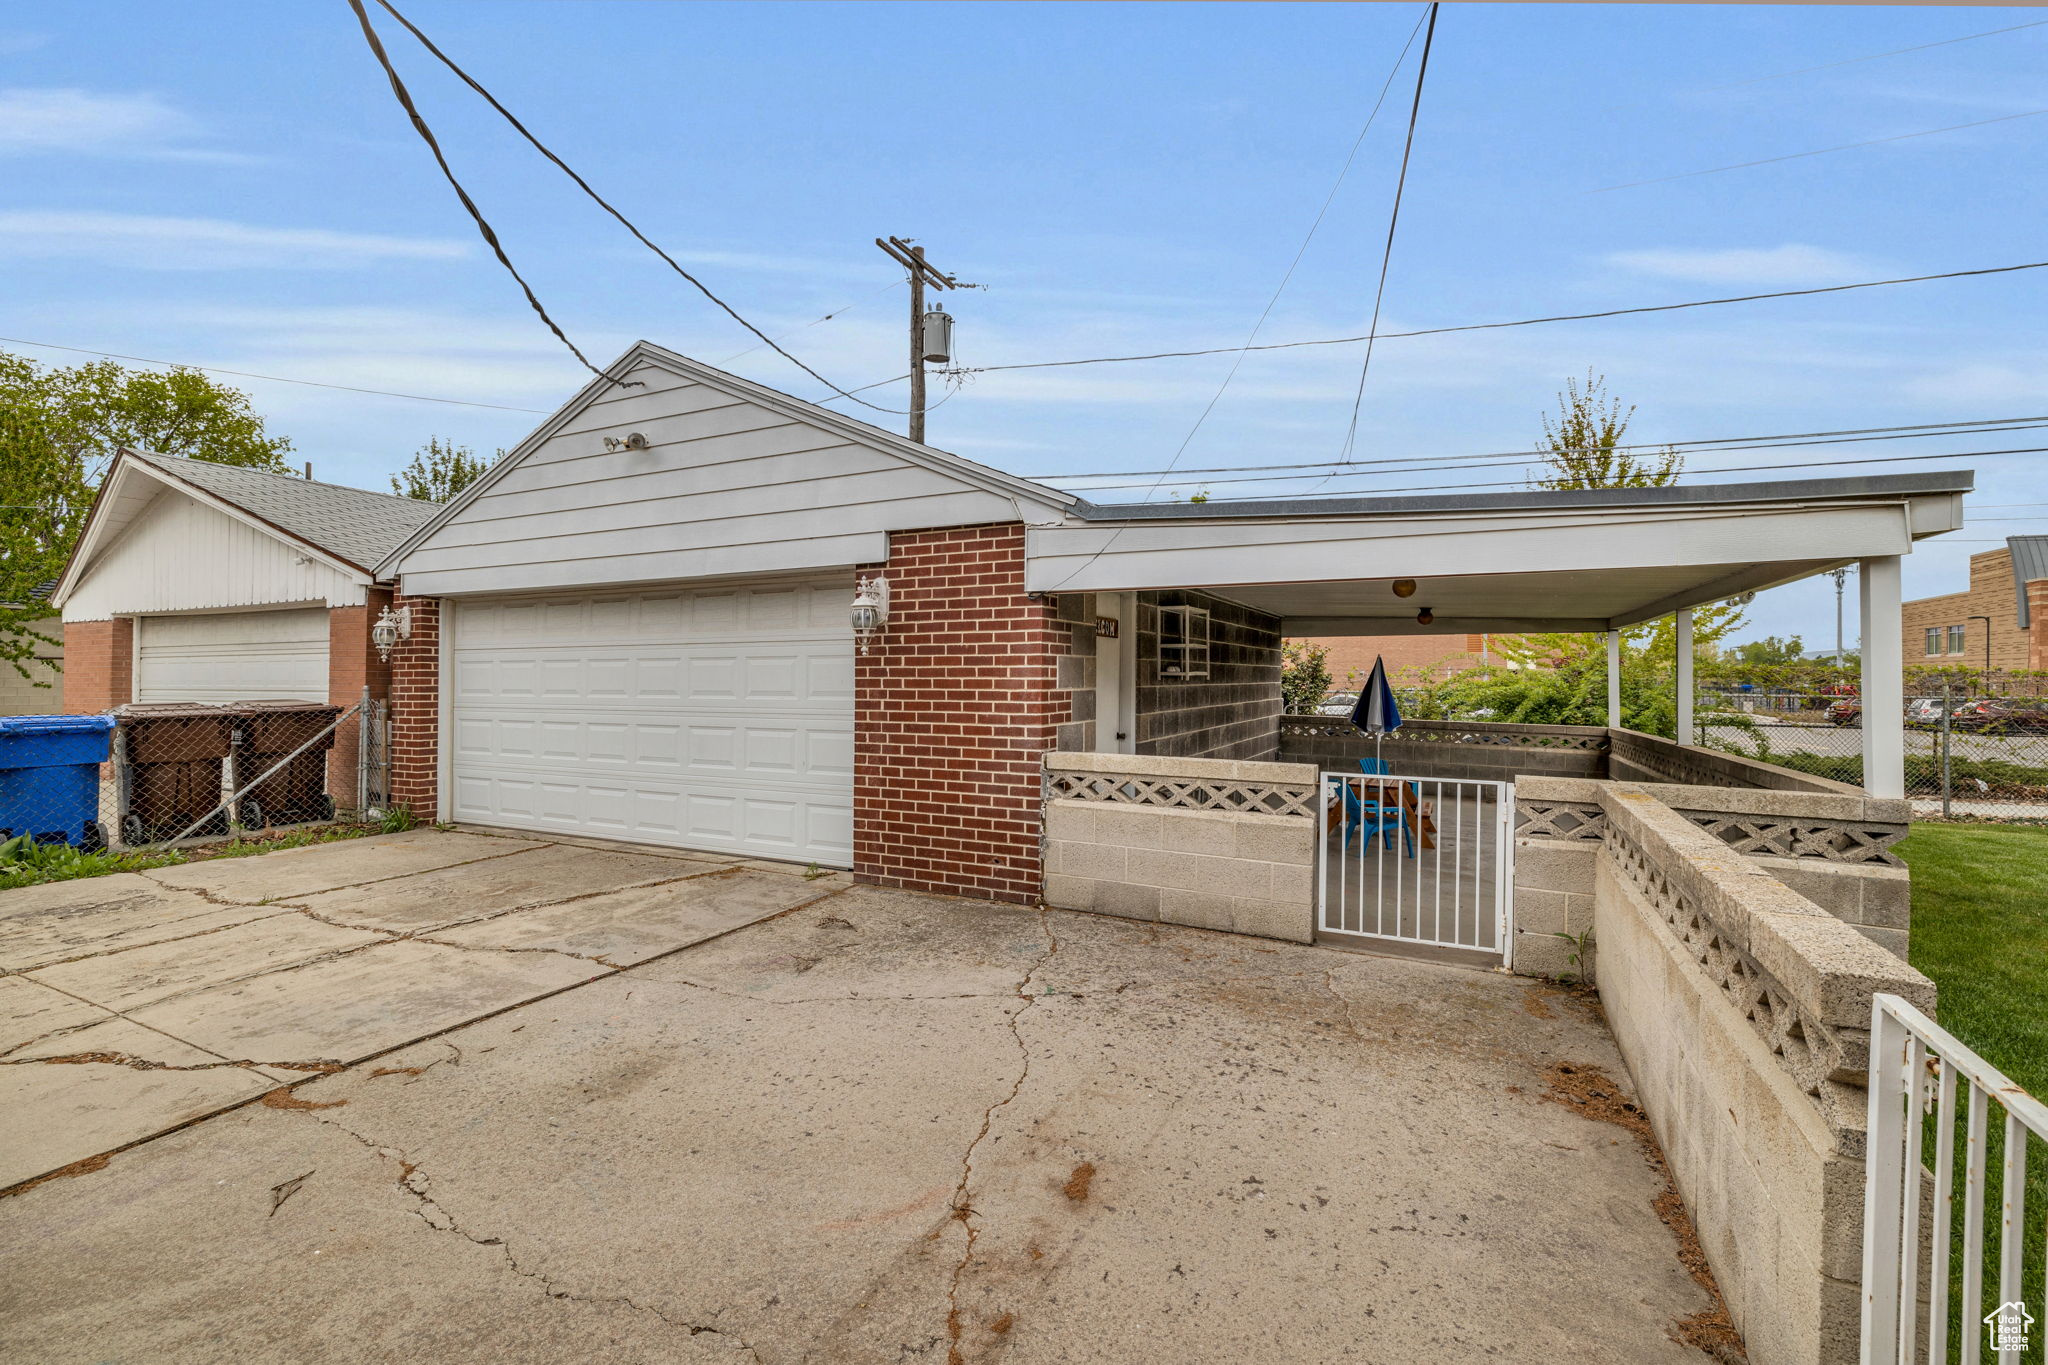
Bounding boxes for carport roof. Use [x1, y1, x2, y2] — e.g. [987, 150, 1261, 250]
[1026, 469, 1975, 633]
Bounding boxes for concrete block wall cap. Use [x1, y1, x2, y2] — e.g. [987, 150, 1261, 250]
[1042, 750, 1316, 783]
[1858, 798, 1912, 824]
[1746, 910, 1936, 1025]
[1514, 776, 1606, 803]
[1655, 785, 1870, 821]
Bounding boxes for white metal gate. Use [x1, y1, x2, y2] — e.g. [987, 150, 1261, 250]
[1861, 992, 2045, 1365]
[1317, 772, 1514, 959]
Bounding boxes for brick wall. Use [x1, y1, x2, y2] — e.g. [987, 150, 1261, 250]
[386, 593, 441, 821]
[61, 618, 132, 714]
[1302, 633, 1490, 687]
[1899, 548, 2036, 673]
[1134, 591, 1282, 760]
[325, 591, 392, 809]
[853, 523, 1086, 905]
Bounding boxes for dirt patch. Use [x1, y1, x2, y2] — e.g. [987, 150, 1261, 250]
[369, 1065, 427, 1078]
[260, 1088, 347, 1112]
[1062, 1161, 1095, 1203]
[1522, 987, 1556, 1020]
[0, 1152, 110, 1200]
[1540, 1062, 1746, 1363]
[989, 1312, 1014, 1336]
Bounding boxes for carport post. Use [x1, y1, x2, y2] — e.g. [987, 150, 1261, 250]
[1605, 630, 1622, 729]
[1674, 609, 1694, 745]
[1860, 555, 1905, 799]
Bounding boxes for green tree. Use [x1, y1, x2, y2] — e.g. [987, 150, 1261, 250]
[1727, 634, 1806, 667]
[391, 437, 493, 502]
[1534, 371, 1682, 491]
[0, 352, 293, 681]
[1280, 640, 1335, 715]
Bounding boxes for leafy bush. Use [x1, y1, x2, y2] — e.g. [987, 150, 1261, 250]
[0, 834, 186, 890]
[1280, 641, 1334, 715]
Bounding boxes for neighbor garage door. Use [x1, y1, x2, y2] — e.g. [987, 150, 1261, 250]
[135, 608, 330, 705]
[447, 576, 855, 865]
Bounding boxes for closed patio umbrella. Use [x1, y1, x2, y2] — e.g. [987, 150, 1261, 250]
[1347, 655, 1403, 770]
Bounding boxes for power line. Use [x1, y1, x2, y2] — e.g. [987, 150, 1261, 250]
[1053, 421, 2048, 492]
[1704, 17, 2048, 90]
[367, 0, 906, 416]
[1332, 1, 1439, 480]
[717, 279, 903, 366]
[0, 334, 551, 413]
[1142, 6, 1429, 502]
[344, 0, 606, 378]
[940, 259, 2048, 380]
[1592, 105, 2048, 194]
[1085, 443, 2037, 505]
[1029, 413, 2048, 482]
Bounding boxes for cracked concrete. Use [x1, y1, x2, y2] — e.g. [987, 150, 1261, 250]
[0, 830, 843, 1190]
[2, 873, 1717, 1363]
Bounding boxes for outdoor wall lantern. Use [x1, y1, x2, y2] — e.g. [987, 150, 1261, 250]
[1391, 579, 1418, 598]
[372, 604, 413, 663]
[851, 576, 890, 655]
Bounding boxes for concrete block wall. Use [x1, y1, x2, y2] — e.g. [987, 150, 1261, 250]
[1508, 838, 1598, 977]
[1587, 786, 1934, 1365]
[1134, 591, 1283, 761]
[1042, 753, 1317, 942]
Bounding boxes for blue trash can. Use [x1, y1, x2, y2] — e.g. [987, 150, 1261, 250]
[0, 714, 117, 850]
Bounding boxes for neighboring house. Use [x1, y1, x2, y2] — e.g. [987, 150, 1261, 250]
[1900, 537, 2048, 674]
[0, 617, 62, 716]
[50, 449, 438, 797]
[1300, 633, 1492, 689]
[371, 339, 1967, 905]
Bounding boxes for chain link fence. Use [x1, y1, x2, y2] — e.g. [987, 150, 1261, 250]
[1, 688, 394, 883]
[1699, 684, 2048, 819]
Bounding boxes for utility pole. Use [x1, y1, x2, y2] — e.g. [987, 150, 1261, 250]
[875, 236, 971, 444]
[1828, 567, 1850, 668]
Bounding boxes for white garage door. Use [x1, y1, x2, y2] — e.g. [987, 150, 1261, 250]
[135, 608, 330, 705]
[447, 576, 855, 865]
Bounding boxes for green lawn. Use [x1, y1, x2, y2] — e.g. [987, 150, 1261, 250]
[1894, 822, 2047, 1350]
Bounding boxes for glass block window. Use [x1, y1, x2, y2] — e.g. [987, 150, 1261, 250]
[1159, 604, 1210, 680]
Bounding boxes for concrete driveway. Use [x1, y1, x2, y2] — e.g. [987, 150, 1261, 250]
[0, 829, 845, 1190]
[0, 832, 1723, 1363]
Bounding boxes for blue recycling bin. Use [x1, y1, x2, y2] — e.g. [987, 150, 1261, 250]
[0, 714, 117, 850]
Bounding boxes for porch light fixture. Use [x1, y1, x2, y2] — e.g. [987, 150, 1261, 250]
[371, 604, 413, 662]
[1391, 579, 1417, 598]
[1415, 607, 1434, 626]
[851, 576, 890, 655]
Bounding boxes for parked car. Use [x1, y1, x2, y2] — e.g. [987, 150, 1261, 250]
[1949, 699, 2048, 733]
[1317, 691, 1360, 717]
[1904, 697, 1948, 728]
[1824, 698, 1861, 727]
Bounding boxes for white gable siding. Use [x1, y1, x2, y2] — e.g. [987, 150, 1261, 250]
[394, 361, 1034, 596]
[64, 490, 366, 622]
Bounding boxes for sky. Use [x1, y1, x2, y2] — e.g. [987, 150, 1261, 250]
[3, 1, 2044, 649]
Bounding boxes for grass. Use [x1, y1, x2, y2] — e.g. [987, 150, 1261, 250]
[1894, 822, 2048, 1351]
[0, 804, 419, 889]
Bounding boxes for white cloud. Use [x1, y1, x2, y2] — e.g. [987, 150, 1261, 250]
[1604, 244, 1876, 286]
[0, 211, 468, 270]
[0, 87, 245, 160]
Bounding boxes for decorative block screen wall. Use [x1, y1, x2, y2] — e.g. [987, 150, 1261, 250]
[854, 523, 1088, 904]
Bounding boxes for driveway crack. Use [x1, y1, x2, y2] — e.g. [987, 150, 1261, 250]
[941, 906, 1060, 1364]
[301, 1109, 764, 1360]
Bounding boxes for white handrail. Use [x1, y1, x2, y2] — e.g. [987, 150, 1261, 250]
[1861, 992, 2046, 1365]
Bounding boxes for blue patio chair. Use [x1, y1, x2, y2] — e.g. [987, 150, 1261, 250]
[1351, 759, 1417, 857]
[1340, 779, 1412, 855]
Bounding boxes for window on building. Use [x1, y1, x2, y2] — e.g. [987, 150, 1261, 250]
[1158, 604, 1210, 680]
[1947, 624, 1967, 655]
[1925, 628, 1944, 656]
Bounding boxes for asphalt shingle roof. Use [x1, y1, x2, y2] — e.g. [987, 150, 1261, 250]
[131, 450, 440, 573]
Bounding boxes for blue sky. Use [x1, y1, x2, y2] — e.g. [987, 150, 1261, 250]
[4, 2, 2044, 648]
